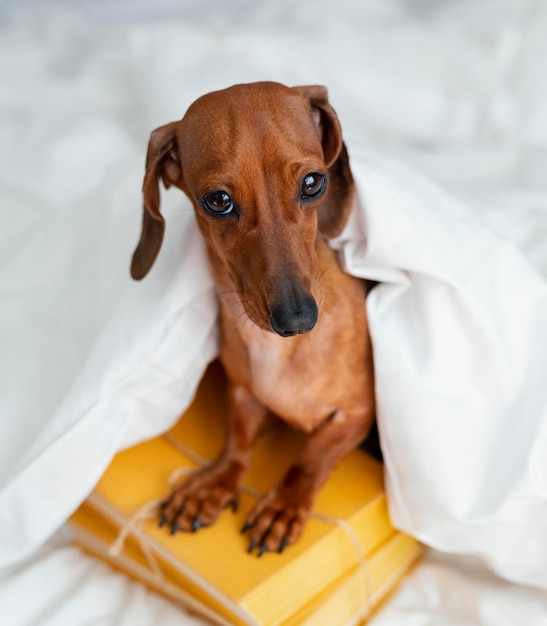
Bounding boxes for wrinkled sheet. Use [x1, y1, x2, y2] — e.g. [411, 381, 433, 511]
[2, 0, 547, 623]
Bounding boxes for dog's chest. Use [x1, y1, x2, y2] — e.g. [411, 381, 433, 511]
[243, 334, 335, 432]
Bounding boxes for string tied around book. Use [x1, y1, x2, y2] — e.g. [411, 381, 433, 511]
[108, 436, 373, 624]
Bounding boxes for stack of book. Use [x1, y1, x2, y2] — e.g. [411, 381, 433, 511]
[70, 362, 422, 625]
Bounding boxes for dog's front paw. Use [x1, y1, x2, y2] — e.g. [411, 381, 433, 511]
[241, 467, 315, 557]
[159, 461, 242, 535]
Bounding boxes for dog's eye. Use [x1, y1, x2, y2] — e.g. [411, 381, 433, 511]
[301, 173, 327, 200]
[202, 191, 234, 215]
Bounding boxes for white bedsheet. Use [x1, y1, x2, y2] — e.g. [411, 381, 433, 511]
[2, 0, 547, 623]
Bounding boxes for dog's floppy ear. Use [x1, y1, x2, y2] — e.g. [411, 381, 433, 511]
[292, 85, 355, 239]
[130, 122, 182, 280]
[292, 85, 342, 168]
[317, 140, 355, 239]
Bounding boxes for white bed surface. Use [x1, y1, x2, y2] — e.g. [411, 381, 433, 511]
[4, 531, 547, 626]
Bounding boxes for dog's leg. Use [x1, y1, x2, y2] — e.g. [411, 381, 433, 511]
[242, 406, 374, 555]
[160, 384, 268, 534]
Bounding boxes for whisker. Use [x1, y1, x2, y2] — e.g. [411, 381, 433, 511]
[319, 299, 334, 324]
[217, 289, 243, 298]
[234, 309, 251, 328]
[312, 266, 338, 307]
[226, 299, 251, 311]
[240, 315, 256, 335]
[215, 291, 266, 334]
[314, 265, 337, 283]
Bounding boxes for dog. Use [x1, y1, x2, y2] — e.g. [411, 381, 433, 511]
[130, 82, 375, 556]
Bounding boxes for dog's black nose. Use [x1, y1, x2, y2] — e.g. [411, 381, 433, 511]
[269, 296, 318, 337]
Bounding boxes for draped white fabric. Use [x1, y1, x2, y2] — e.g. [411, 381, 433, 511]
[335, 154, 547, 588]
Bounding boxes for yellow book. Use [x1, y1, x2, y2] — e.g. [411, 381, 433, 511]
[70, 362, 421, 625]
[284, 533, 423, 626]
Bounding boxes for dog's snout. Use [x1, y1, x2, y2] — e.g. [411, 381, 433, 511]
[269, 295, 318, 337]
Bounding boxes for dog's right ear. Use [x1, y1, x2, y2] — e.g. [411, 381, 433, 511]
[292, 85, 355, 239]
[130, 122, 182, 280]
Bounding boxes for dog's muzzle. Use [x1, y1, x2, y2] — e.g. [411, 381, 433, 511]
[269, 296, 318, 337]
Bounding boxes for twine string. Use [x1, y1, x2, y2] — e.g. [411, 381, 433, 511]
[109, 498, 162, 559]
[108, 438, 372, 622]
[312, 512, 372, 622]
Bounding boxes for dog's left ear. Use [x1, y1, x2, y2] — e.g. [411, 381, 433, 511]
[131, 122, 182, 280]
[292, 85, 355, 239]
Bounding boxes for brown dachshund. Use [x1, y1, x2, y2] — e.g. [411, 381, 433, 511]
[131, 82, 375, 556]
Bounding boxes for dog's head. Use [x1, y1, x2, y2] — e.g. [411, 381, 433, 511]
[131, 82, 354, 337]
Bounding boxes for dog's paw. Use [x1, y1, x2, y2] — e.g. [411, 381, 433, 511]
[159, 462, 242, 535]
[241, 473, 315, 556]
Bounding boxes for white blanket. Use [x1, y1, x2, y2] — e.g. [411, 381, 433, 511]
[337, 154, 547, 587]
[2, 0, 547, 622]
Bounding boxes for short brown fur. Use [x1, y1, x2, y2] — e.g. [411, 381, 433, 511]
[131, 82, 375, 555]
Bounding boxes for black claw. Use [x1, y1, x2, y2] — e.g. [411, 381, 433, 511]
[158, 515, 168, 528]
[241, 521, 252, 534]
[258, 545, 268, 558]
[192, 518, 203, 533]
[278, 539, 289, 554]
[170, 523, 179, 536]
[247, 539, 257, 554]
[224, 499, 239, 513]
